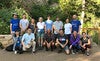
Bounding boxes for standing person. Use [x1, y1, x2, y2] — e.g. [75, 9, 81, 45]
[55, 29, 69, 55]
[21, 28, 36, 53]
[53, 17, 63, 40]
[64, 18, 72, 46]
[13, 30, 23, 54]
[29, 18, 36, 33]
[45, 15, 53, 33]
[80, 32, 91, 56]
[69, 31, 81, 54]
[43, 29, 55, 51]
[20, 13, 29, 35]
[37, 17, 45, 49]
[71, 14, 81, 34]
[10, 13, 20, 36]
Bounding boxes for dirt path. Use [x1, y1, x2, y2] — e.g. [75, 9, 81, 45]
[0, 45, 100, 61]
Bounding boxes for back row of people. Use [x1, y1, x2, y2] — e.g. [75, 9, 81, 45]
[9, 13, 91, 56]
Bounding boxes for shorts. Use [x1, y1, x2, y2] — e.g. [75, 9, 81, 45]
[64, 45, 69, 50]
[37, 32, 44, 38]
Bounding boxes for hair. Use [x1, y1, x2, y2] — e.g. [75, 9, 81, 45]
[82, 32, 86, 35]
[14, 30, 20, 37]
[59, 29, 64, 32]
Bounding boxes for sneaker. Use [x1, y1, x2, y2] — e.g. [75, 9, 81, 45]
[86, 52, 90, 56]
[32, 51, 36, 54]
[14, 51, 17, 54]
[71, 50, 76, 55]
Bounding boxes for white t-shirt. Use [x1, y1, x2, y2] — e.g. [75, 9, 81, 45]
[20, 19, 29, 30]
[37, 22, 45, 29]
[64, 23, 72, 34]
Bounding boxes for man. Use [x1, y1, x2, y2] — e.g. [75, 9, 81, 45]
[45, 15, 53, 33]
[10, 13, 20, 36]
[53, 17, 63, 40]
[37, 17, 45, 49]
[21, 28, 36, 53]
[55, 29, 69, 55]
[71, 14, 81, 34]
[20, 13, 29, 35]
[69, 31, 81, 54]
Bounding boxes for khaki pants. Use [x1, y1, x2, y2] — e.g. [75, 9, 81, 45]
[23, 41, 36, 52]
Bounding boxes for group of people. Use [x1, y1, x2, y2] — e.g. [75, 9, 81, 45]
[9, 13, 91, 56]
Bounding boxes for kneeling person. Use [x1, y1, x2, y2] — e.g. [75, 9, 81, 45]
[55, 29, 69, 54]
[80, 32, 91, 56]
[21, 28, 36, 53]
[43, 29, 55, 51]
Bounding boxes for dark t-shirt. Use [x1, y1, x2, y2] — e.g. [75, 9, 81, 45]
[29, 23, 35, 33]
[57, 34, 68, 44]
[81, 37, 89, 45]
[44, 33, 54, 43]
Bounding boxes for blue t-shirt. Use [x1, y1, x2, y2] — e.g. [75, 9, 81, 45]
[10, 18, 20, 31]
[16, 37, 21, 47]
[71, 20, 81, 32]
[45, 20, 53, 31]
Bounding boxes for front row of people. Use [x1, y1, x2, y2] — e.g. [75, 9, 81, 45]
[12, 28, 91, 56]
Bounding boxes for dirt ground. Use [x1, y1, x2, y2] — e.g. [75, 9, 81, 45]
[0, 45, 100, 61]
[0, 35, 100, 61]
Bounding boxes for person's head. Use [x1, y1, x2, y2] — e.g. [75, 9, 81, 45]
[47, 29, 51, 34]
[59, 29, 64, 35]
[73, 31, 78, 37]
[27, 28, 32, 34]
[65, 18, 69, 23]
[12, 13, 18, 19]
[72, 14, 77, 20]
[82, 32, 87, 38]
[39, 17, 43, 22]
[56, 17, 60, 21]
[47, 15, 50, 20]
[31, 18, 35, 24]
[15, 30, 20, 37]
[22, 13, 26, 19]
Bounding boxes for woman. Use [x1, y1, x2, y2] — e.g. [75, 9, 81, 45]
[29, 18, 36, 33]
[13, 30, 22, 54]
[80, 32, 91, 56]
[64, 18, 72, 46]
[43, 29, 54, 51]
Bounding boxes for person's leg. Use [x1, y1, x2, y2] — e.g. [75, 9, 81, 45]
[50, 42, 54, 51]
[64, 45, 70, 55]
[40, 33, 44, 47]
[43, 42, 48, 51]
[37, 33, 41, 47]
[85, 45, 91, 56]
[32, 41, 36, 52]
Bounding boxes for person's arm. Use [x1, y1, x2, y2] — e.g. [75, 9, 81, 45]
[72, 35, 80, 46]
[63, 39, 68, 47]
[78, 21, 81, 34]
[25, 20, 29, 30]
[21, 35, 25, 46]
[56, 38, 63, 47]
[85, 38, 91, 45]
[19, 20, 23, 30]
[10, 24, 12, 34]
[34, 24, 36, 34]
[70, 24, 72, 33]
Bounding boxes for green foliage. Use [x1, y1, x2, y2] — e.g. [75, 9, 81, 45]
[92, 31, 100, 44]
